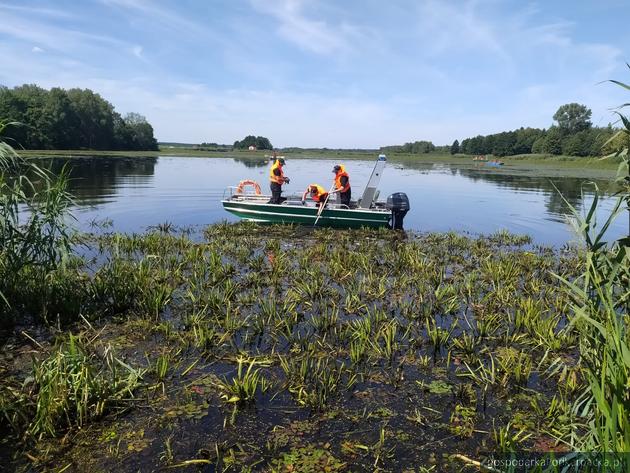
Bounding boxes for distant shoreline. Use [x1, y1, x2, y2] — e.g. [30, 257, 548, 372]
[19, 148, 619, 179]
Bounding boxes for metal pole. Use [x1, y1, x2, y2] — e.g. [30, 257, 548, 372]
[314, 184, 337, 227]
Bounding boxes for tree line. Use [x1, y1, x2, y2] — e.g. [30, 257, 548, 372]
[381, 140, 440, 154]
[452, 103, 626, 157]
[233, 135, 273, 150]
[0, 84, 158, 151]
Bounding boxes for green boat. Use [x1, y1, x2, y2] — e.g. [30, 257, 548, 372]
[222, 155, 410, 229]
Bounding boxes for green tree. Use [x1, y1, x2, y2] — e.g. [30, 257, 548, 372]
[553, 103, 592, 134]
[531, 135, 546, 154]
[450, 139, 459, 154]
[562, 130, 594, 156]
[234, 135, 273, 150]
[460, 138, 470, 154]
[542, 127, 563, 155]
[124, 113, 158, 151]
[468, 135, 485, 154]
[513, 127, 544, 154]
[0, 85, 158, 150]
[66, 88, 115, 149]
[490, 131, 517, 157]
[41, 88, 77, 149]
[255, 136, 273, 150]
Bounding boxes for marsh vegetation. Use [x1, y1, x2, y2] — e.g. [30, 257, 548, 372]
[0, 217, 626, 471]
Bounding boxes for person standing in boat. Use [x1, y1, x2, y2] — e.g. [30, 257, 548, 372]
[269, 158, 289, 204]
[301, 184, 329, 208]
[331, 164, 351, 207]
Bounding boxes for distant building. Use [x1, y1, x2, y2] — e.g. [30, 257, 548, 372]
[248, 145, 257, 151]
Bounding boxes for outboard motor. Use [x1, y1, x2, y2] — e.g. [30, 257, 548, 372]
[386, 193, 410, 230]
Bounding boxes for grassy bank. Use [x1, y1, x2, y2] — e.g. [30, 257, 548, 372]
[0, 222, 613, 471]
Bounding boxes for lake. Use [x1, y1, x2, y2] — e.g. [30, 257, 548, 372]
[41, 155, 626, 246]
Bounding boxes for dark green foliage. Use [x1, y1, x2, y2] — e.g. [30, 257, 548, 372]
[0, 85, 158, 150]
[233, 135, 273, 150]
[562, 130, 596, 157]
[461, 125, 615, 157]
[450, 139, 460, 154]
[553, 103, 592, 134]
[460, 135, 485, 155]
[458, 104, 615, 157]
[381, 140, 436, 154]
[513, 127, 545, 154]
[541, 127, 564, 155]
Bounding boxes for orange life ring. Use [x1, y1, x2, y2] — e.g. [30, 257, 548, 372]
[235, 179, 262, 195]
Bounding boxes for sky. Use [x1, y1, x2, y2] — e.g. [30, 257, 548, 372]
[1, 0, 629, 148]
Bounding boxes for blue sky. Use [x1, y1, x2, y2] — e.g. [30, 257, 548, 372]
[1, 0, 629, 147]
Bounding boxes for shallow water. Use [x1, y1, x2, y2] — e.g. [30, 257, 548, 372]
[38, 155, 626, 245]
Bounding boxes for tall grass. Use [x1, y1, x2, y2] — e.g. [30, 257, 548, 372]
[0, 121, 74, 324]
[29, 334, 145, 438]
[557, 201, 629, 460]
[554, 172, 629, 457]
[605, 64, 630, 243]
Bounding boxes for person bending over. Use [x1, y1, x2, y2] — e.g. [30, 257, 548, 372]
[301, 184, 329, 207]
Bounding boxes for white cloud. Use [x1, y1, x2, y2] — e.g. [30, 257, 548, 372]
[132, 45, 143, 59]
[100, 0, 209, 37]
[249, 0, 361, 55]
[0, 11, 128, 55]
[413, 0, 509, 60]
[0, 2, 75, 19]
[1, 0, 628, 147]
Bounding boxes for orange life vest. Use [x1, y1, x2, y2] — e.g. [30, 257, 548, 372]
[269, 159, 285, 184]
[309, 184, 327, 202]
[334, 165, 350, 193]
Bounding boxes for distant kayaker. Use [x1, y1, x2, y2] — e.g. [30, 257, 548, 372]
[301, 184, 329, 207]
[331, 164, 351, 207]
[269, 158, 289, 204]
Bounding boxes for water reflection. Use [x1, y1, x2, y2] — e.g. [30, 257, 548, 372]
[34, 156, 157, 205]
[232, 156, 270, 168]
[25, 155, 624, 245]
[454, 168, 611, 217]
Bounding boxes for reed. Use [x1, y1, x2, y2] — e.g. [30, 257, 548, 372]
[1, 124, 75, 323]
[29, 334, 144, 438]
[554, 188, 630, 453]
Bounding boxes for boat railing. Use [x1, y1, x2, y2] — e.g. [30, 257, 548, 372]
[223, 187, 271, 200]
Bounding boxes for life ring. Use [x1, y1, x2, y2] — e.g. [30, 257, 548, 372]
[235, 179, 262, 195]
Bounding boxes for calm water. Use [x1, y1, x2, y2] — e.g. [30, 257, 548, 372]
[41, 155, 626, 246]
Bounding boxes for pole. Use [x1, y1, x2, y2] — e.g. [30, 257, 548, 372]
[313, 183, 337, 227]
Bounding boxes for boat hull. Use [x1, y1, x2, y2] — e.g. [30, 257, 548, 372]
[222, 200, 390, 228]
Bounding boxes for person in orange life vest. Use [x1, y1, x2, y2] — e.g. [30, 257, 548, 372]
[268, 158, 289, 204]
[331, 164, 351, 207]
[301, 184, 329, 207]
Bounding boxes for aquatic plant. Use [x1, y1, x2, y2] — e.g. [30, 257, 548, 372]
[493, 421, 532, 453]
[213, 357, 270, 405]
[279, 354, 353, 409]
[29, 334, 145, 438]
[425, 318, 455, 356]
[0, 219, 605, 469]
[495, 347, 533, 388]
[449, 404, 476, 438]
